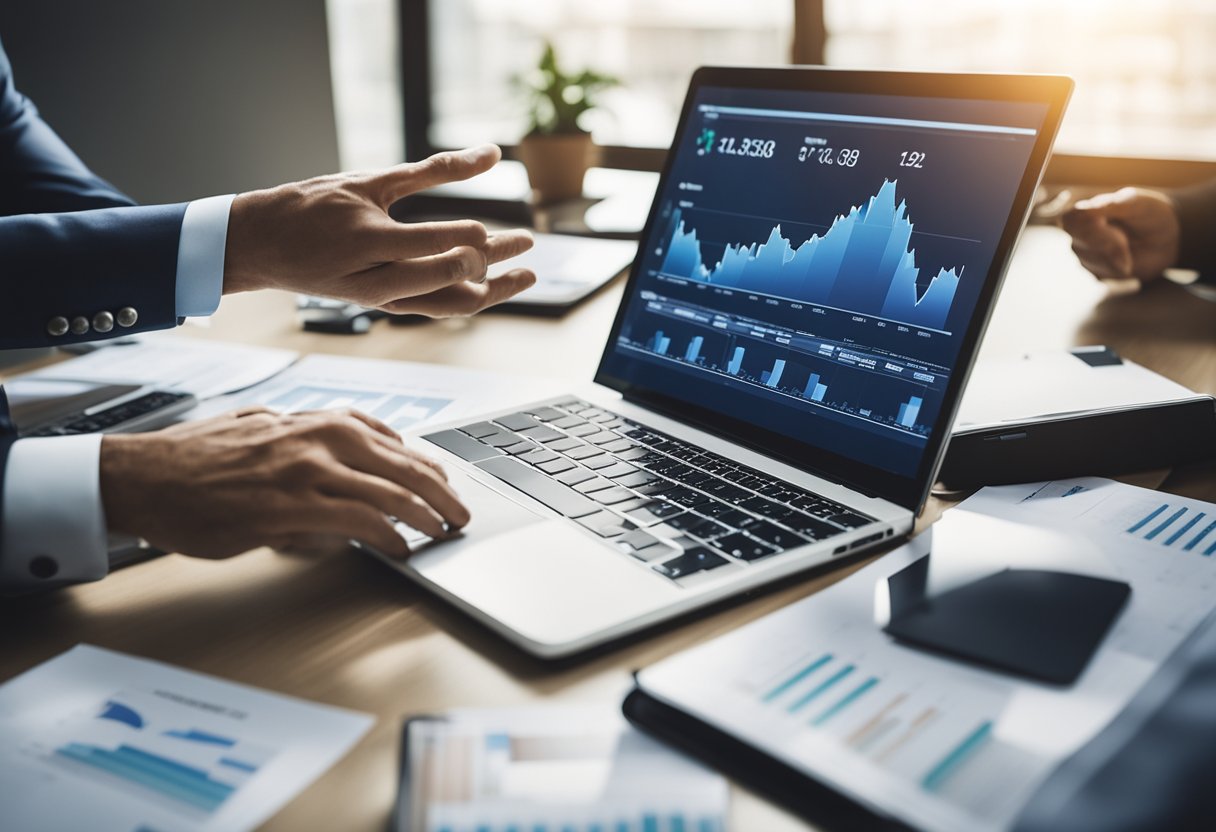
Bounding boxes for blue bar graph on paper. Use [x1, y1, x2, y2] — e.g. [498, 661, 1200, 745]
[1184, 519, 1216, 552]
[812, 677, 879, 726]
[684, 336, 703, 363]
[1166, 512, 1205, 546]
[1128, 504, 1168, 533]
[762, 653, 833, 702]
[1207, 539, 1216, 556]
[727, 347, 745, 375]
[922, 721, 993, 793]
[765, 359, 786, 388]
[1145, 507, 1188, 541]
[642, 814, 660, 832]
[55, 743, 235, 812]
[788, 665, 854, 713]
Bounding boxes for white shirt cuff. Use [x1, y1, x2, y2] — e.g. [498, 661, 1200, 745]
[175, 194, 235, 317]
[1, 434, 108, 592]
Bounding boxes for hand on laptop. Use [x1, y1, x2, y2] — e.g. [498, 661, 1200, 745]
[99, 407, 468, 560]
[1060, 187, 1181, 283]
[222, 144, 537, 316]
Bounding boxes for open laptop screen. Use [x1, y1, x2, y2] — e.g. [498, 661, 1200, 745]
[597, 70, 1061, 508]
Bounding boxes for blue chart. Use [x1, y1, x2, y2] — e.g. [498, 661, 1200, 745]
[1126, 503, 1216, 554]
[758, 651, 998, 796]
[49, 695, 274, 816]
[660, 180, 962, 331]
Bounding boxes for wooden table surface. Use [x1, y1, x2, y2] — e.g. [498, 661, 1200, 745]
[2, 226, 1214, 831]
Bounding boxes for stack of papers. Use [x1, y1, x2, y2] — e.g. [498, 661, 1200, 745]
[28, 335, 298, 401]
[0, 645, 372, 832]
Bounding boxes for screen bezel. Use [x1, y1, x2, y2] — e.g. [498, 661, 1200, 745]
[593, 66, 1072, 513]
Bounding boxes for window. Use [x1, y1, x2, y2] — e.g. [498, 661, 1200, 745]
[825, 0, 1216, 161]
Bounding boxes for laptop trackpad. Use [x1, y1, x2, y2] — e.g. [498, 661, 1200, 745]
[390, 469, 676, 653]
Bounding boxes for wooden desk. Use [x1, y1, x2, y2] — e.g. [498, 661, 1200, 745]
[3, 227, 1214, 830]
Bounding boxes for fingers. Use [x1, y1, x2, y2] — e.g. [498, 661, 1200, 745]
[322, 468, 449, 541]
[366, 144, 501, 208]
[299, 498, 411, 558]
[333, 435, 470, 530]
[356, 230, 535, 303]
[380, 268, 537, 318]
[1062, 201, 1134, 281]
[369, 219, 490, 262]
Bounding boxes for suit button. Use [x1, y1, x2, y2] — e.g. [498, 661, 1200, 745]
[116, 306, 138, 328]
[29, 556, 59, 579]
[70, 316, 90, 335]
[47, 316, 70, 337]
[93, 310, 115, 333]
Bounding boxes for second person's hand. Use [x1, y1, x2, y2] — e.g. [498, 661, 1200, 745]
[1060, 187, 1181, 283]
[222, 144, 537, 316]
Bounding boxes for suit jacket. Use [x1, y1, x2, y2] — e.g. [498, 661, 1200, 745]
[0, 34, 189, 555]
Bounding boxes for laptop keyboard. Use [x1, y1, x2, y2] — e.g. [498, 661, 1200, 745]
[423, 399, 876, 584]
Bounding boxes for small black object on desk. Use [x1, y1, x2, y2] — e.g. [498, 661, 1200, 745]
[883, 554, 1131, 685]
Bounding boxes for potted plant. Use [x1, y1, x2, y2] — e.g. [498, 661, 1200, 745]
[515, 42, 617, 204]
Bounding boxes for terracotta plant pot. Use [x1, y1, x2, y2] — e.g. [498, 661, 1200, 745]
[516, 132, 593, 204]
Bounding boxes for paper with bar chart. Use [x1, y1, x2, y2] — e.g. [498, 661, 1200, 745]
[636, 477, 1216, 831]
[0, 645, 372, 831]
[402, 706, 727, 832]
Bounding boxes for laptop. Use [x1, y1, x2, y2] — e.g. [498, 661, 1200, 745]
[371, 67, 1072, 659]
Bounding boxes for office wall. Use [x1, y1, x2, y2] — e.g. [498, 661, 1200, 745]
[0, 1, 341, 204]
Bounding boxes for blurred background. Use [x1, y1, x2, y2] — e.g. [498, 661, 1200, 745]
[1, 0, 1213, 199]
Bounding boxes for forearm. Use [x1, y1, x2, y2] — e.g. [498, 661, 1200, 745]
[1168, 179, 1216, 281]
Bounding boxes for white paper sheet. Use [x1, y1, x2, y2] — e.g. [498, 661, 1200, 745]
[403, 705, 728, 832]
[29, 335, 299, 400]
[0, 645, 372, 832]
[636, 477, 1216, 832]
[193, 353, 560, 435]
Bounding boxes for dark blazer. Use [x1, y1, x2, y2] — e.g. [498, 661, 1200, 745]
[1, 34, 188, 547]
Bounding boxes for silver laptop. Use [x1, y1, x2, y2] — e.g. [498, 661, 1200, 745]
[371, 67, 1072, 658]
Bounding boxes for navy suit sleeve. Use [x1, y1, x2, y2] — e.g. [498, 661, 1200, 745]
[0, 35, 188, 349]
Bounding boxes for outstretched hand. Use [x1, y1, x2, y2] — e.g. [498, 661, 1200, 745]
[1060, 187, 1181, 283]
[223, 144, 536, 316]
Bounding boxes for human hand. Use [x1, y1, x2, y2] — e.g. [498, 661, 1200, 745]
[223, 144, 537, 316]
[1060, 187, 1181, 283]
[99, 407, 468, 559]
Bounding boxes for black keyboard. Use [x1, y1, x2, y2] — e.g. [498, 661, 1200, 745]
[24, 390, 195, 437]
[423, 399, 877, 584]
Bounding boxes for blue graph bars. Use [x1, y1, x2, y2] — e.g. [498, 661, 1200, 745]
[55, 742, 235, 812]
[1127, 504, 1216, 554]
[921, 721, 993, 793]
[762, 653, 833, 702]
[660, 180, 961, 331]
[727, 347, 745, 375]
[684, 336, 703, 363]
[812, 677, 880, 727]
[766, 359, 786, 388]
[651, 331, 671, 356]
[897, 396, 923, 429]
[787, 664, 855, 714]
